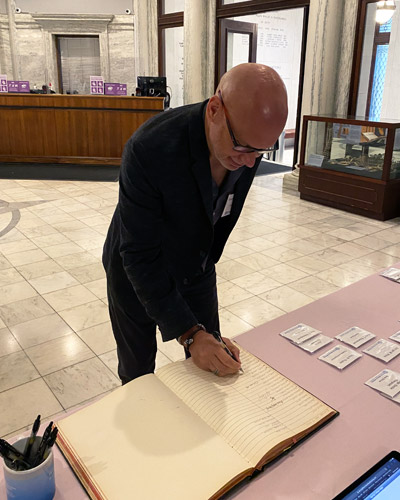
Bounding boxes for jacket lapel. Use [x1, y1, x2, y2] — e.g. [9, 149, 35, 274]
[188, 101, 213, 226]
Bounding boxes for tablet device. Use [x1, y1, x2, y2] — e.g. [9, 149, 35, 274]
[333, 451, 400, 499]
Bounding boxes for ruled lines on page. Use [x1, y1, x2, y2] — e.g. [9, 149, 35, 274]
[157, 349, 333, 465]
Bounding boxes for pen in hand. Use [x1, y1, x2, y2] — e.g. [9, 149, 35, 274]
[212, 331, 244, 373]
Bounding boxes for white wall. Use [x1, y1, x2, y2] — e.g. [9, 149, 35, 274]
[16, 0, 133, 15]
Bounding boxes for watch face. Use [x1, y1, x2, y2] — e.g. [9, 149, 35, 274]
[185, 338, 194, 346]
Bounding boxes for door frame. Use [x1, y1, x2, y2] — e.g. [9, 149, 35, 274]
[216, 0, 310, 168]
[218, 19, 258, 81]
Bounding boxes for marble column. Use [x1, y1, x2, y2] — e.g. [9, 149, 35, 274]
[183, 0, 216, 104]
[6, 0, 19, 79]
[132, 0, 158, 80]
[283, 0, 358, 190]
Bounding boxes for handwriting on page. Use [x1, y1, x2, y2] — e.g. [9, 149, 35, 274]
[157, 349, 332, 466]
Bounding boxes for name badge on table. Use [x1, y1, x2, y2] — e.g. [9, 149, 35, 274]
[222, 194, 234, 217]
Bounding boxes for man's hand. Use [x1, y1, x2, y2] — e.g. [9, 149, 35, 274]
[189, 330, 241, 376]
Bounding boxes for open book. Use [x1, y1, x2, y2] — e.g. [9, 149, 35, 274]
[57, 348, 338, 500]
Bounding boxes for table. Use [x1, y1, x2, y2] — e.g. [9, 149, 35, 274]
[1, 263, 399, 499]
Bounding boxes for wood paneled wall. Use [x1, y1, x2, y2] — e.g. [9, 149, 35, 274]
[0, 94, 164, 165]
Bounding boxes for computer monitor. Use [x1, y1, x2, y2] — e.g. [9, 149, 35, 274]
[136, 76, 167, 97]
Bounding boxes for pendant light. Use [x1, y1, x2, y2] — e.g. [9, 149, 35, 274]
[376, 1, 396, 24]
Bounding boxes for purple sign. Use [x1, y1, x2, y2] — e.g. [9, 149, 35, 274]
[104, 83, 127, 96]
[90, 76, 104, 95]
[116, 84, 127, 96]
[0, 75, 7, 92]
[18, 81, 30, 93]
[104, 83, 118, 95]
[7, 81, 19, 92]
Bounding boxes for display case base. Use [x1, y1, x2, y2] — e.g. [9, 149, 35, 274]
[299, 165, 400, 221]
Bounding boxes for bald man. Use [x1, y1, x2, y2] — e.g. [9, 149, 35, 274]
[103, 63, 288, 384]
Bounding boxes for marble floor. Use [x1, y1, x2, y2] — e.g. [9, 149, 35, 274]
[1, 173, 400, 439]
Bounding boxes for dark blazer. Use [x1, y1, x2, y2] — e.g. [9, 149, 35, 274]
[103, 100, 260, 341]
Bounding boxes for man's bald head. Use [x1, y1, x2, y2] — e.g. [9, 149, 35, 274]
[205, 64, 288, 173]
[216, 63, 288, 149]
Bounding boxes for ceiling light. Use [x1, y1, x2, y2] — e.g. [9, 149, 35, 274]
[376, 0, 396, 24]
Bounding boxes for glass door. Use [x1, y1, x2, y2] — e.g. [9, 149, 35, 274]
[217, 7, 307, 169]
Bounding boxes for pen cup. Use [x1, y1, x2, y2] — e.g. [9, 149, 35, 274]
[2, 436, 55, 500]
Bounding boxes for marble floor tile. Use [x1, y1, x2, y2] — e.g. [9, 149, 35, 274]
[0, 351, 40, 392]
[30, 233, 71, 247]
[76, 321, 116, 355]
[41, 284, 100, 312]
[345, 222, 382, 236]
[306, 233, 346, 249]
[229, 228, 260, 243]
[289, 275, 340, 300]
[234, 253, 280, 272]
[0, 281, 37, 306]
[25, 334, 95, 376]
[67, 263, 105, 284]
[238, 236, 277, 252]
[221, 242, 256, 259]
[42, 242, 85, 259]
[0, 327, 21, 357]
[226, 296, 284, 327]
[52, 251, 99, 270]
[357, 251, 400, 269]
[261, 246, 304, 263]
[58, 300, 110, 331]
[63, 228, 104, 242]
[44, 357, 120, 409]
[75, 236, 106, 251]
[218, 308, 253, 339]
[156, 332, 185, 362]
[308, 248, 354, 266]
[288, 255, 332, 274]
[382, 244, 400, 259]
[373, 229, 400, 244]
[16, 259, 64, 280]
[263, 231, 300, 245]
[283, 239, 326, 255]
[352, 235, 393, 251]
[28, 271, 79, 294]
[84, 278, 107, 299]
[6, 248, 49, 267]
[216, 260, 255, 280]
[317, 267, 371, 288]
[338, 260, 382, 278]
[0, 296, 54, 327]
[332, 241, 373, 258]
[52, 220, 89, 232]
[231, 272, 281, 295]
[216, 281, 254, 307]
[0, 239, 38, 255]
[259, 285, 314, 313]
[0, 268, 24, 286]
[10, 313, 73, 348]
[0, 379, 63, 437]
[79, 215, 111, 227]
[261, 263, 309, 284]
[99, 350, 118, 378]
[243, 223, 278, 237]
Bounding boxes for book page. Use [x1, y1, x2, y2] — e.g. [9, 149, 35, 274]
[57, 374, 251, 500]
[157, 348, 336, 466]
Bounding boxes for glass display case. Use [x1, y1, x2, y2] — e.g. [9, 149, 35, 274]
[298, 115, 400, 220]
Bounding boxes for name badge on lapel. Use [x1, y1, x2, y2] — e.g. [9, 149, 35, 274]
[221, 194, 234, 217]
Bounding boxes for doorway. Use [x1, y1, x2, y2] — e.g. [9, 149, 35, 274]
[217, 6, 308, 171]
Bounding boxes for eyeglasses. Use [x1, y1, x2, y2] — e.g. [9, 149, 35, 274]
[218, 90, 278, 155]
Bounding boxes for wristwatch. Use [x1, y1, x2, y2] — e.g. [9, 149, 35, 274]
[178, 323, 206, 351]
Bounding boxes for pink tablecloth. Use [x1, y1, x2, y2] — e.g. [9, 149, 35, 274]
[1, 264, 399, 499]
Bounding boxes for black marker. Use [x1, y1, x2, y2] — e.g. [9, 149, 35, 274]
[31, 421, 53, 468]
[23, 414, 41, 462]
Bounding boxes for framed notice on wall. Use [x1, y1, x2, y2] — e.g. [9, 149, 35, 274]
[90, 76, 104, 95]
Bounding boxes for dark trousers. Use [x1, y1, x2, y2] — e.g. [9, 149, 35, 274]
[106, 263, 219, 384]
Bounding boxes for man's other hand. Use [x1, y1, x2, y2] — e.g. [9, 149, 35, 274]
[189, 330, 241, 376]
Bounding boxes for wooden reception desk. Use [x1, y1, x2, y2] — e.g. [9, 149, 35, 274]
[0, 93, 164, 166]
